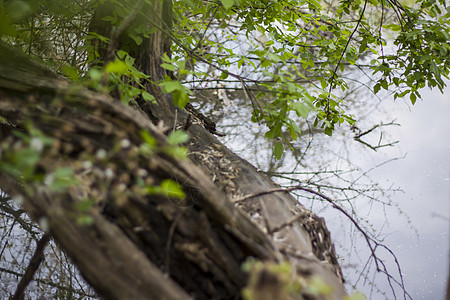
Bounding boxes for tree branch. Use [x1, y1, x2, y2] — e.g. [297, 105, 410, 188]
[234, 185, 412, 300]
[12, 233, 51, 300]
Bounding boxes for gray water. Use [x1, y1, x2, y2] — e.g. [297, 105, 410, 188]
[221, 83, 450, 299]
[341, 86, 450, 299]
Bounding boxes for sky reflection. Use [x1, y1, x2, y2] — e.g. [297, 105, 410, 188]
[345, 85, 450, 299]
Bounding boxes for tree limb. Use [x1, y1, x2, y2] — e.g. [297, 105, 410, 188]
[12, 233, 51, 300]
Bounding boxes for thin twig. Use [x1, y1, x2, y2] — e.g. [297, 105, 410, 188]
[353, 121, 400, 151]
[1, 266, 96, 298]
[191, 6, 220, 53]
[327, 0, 368, 115]
[269, 211, 307, 234]
[240, 79, 263, 124]
[233, 185, 412, 300]
[165, 214, 179, 274]
[353, 121, 400, 139]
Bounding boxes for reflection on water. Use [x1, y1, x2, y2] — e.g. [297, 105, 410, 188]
[220, 83, 449, 299]
[337, 86, 450, 299]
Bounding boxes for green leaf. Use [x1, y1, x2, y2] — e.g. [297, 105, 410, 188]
[160, 80, 184, 93]
[167, 130, 189, 145]
[264, 123, 282, 139]
[267, 53, 282, 63]
[16, 148, 41, 170]
[307, 276, 333, 295]
[410, 92, 417, 104]
[383, 23, 402, 32]
[176, 60, 186, 70]
[161, 63, 176, 71]
[358, 37, 368, 53]
[261, 59, 272, 68]
[165, 146, 189, 159]
[60, 65, 79, 81]
[161, 179, 185, 198]
[151, 179, 185, 198]
[148, 27, 158, 35]
[221, 0, 234, 9]
[274, 141, 284, 160]
[77, 215, 94, 226]
[291, 102, 310, 118]
[130, 34, 143, 45]
[159, 77, 191, 108]
[105, 60, 128, 74]
[141, 130, 156, 147]
[172, 89, 189, 108]
[88, 31, 110, 43]
[181, 0, 196, 8]
[220, 72, 229, 80]
[430, 62, 440, 77]
[141, 91, 155, 102]
[289, 120, 301, 136]
[116, 50, 127, 59]
[373, 83, 380, 94]
[46, 167, 78, 192]
[344, 292, 366, 300]
[52, 167, 74, 178]
[75, 198, 95, 213]
[88, 68, 102, 85]
[161, 52, 172, 63]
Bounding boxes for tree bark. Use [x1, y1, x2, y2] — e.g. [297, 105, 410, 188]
[0, 1, 347, 299]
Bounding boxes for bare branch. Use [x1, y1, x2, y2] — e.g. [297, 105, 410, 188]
[353, 121, 400, 151]
[234, 185, 412, 300]
[12, 233, 51, 300]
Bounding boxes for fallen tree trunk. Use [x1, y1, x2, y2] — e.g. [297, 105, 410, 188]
[0, 1, 346, 298]
[0, 43, 345, 300]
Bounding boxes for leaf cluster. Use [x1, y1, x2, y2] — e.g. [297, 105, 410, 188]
[1, 0, 448, 161]
[171, 0, 449, 157]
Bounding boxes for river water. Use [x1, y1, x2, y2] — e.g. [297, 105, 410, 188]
[350, 86, 450, 299]
[220, 82, 449, 299]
